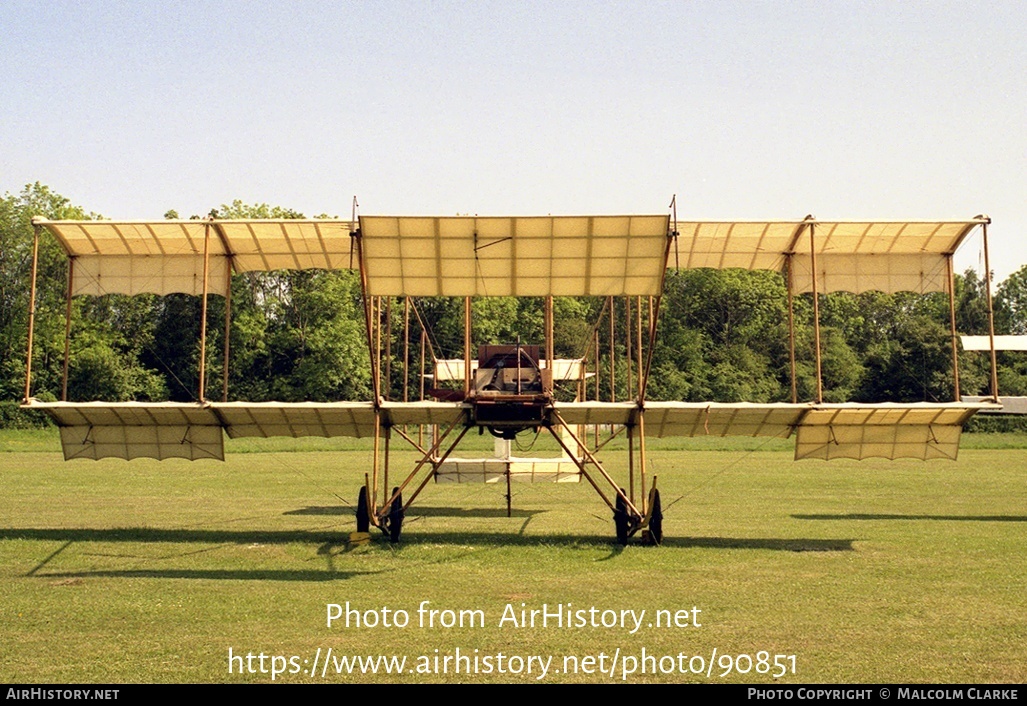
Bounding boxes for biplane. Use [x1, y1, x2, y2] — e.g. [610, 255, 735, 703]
[21, 210, 1003, 544]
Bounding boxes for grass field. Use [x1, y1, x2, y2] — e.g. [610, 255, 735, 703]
[1, 428, 1025, 683]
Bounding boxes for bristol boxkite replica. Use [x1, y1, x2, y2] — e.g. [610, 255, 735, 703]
[21, 210, 1003, 544]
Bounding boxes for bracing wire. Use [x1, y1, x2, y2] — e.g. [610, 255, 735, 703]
[660, 433, 784, 513]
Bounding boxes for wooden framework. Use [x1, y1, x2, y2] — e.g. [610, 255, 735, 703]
[21, 212, 1001, 546]
[337, 218, 677, 542]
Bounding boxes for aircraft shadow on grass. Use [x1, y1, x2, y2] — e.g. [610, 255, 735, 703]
[792, 513, 1027, 522]
[3, 529, 382, 582]
[285, 505, 541, 519]
[1, 527, 357, 545]
[2, 526, 854, 566]
[30, 568, 374, 581]
[655, 536, 853, 551]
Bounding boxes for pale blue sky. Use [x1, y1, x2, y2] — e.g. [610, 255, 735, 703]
[2, 1, 1024, 278]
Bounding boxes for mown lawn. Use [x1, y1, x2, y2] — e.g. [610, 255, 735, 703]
[1, 428, 1024, 683]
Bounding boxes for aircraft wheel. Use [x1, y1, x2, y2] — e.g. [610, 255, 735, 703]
[388, 487, 404, 543]
[614, 489, 630, 545]
[647, 489, 663, 546]
[356, 486, 370, 533]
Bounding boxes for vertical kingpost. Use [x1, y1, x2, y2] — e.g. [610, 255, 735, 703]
[808, 219, 823, 404]
[198, 220, 212, 402]
[62, 259, 74, 401]
[787, 255, 797, 404]
[981, 218, 999, 402]
[946, 256, 960, 401]
[23, 223, 41, 403]
[222, 260, 232, 402]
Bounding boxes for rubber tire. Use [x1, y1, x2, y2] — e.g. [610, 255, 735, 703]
[647, 489, 663, 546]
[356, 486, 370, 533]
[614, 489, 630, 546]
[388, 486, 404, 543]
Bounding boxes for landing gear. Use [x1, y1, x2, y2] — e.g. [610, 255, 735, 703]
[613, 485, 664, 546]
[614, 489, 631, 546]
[646, 488, 663, 546]
[355, 485, 404, 542]
[384, 487, 404, 543]
[356, 486, 370, 533]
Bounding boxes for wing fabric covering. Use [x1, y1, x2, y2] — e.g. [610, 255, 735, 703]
[29, 215, 989, 463]
[214, 402, 379, 439]
[555, 402, 805, 438]
[672, 220, 983, 294]
[33, 402, 226, 461]
[37, 217, 983, 298]
[793, 405, 979, 461]
[555, 402, 981, 459]
[358, 215, 670, 297]
[26, 401, 467, 460]
[35, 219, 356, 297]
[27, 401, 984, 462]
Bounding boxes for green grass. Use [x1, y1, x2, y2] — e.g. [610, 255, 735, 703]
[1, 436, 1026, 683]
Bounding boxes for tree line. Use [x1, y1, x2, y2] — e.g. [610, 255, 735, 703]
[3, 183, 1027, 426]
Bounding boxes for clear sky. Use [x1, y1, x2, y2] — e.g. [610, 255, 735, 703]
[2, 1, 1024, 280]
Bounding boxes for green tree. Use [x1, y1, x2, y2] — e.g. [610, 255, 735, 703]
[653, 269, 789, 401]
[0, 183, 93, 400]
[209, 201, 371, 402]
[997, 265, 1027, 335]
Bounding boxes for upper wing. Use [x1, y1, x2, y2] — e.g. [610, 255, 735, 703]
[35, 216, 985, 298]
[671, 220, 985, 294]
[33, 219, 356, 297]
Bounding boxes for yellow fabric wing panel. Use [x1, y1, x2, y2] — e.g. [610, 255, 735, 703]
[789, 253, 949, 294]
[72, 254, 230, 297]
[642, 402, 808, 438]
[380, 401, 468, 427]
[552, 402, 808, 437]
[28, 401, 470, 456]
[40, 216, 983, 297]
[811, 222, 971, 255]
[41, 221, 212, 258]
[212, 402, 378, 439]
[26, 402, 225, 461]
[675, 222, 799, 271]
[36, 219, 356, 297]
[40, 220, 230, 297]
[213, 402, 466, 438]
[57, 425, 224, 461]
[551, 402, 637, 426]
[215, 220, 355, 272]
[793, 404, 981, 461]
[359, 215, 670, 297]
[671, 219, 983, 294]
